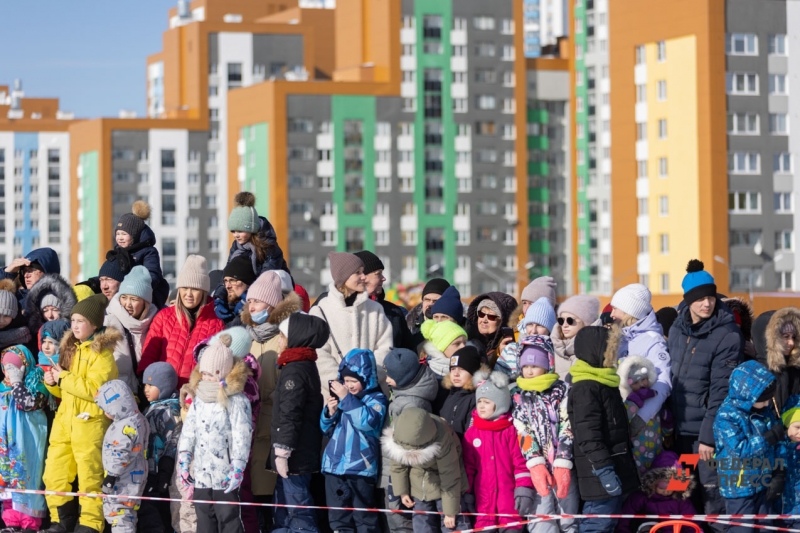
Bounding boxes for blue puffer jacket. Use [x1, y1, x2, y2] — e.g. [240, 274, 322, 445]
[713, 360, 778, 498]
[669, 298, 744, 446]
[320, 348, 388, 481]
[779, 395, 800, 514]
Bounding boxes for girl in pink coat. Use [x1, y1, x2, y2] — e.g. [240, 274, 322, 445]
[463, 370, 535, 531]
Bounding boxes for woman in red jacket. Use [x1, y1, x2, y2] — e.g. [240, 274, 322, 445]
[139, 255, 224, 386]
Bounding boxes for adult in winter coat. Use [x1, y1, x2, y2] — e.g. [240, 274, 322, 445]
[0, 281, 32, 351]
[103, 266, 158, 393]
[105, 202, 170, 309]
[751, 308, 800, 412]
[0, 247, 60, 309]
[225, 192, 289, 275]
[212, 255, 257, 327]
[567, 326, 639, 531]
[551, 295, 600, 379]
[23, 272, 76, 343]
[310, 252, 392, 398]
[610, 284, 672, 435]
[139, 255, 224, 387]
[465, 291, 518, 364]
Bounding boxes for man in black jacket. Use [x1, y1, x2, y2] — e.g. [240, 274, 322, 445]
[670, 259, 743, 532]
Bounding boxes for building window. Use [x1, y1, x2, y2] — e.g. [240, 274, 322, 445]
[322, 231, 337, 246]
[473, 16, 495, 30]
[769, 74, 788, 95]
[658, 195, 669, 216]
[660, 234, 669, 254]
[635, 84, 647, 103]
[635, 45, 645, 65]
[730, 229, 762, 247]
[657, 80, 667, 101]
[770, 114, 789, 135]
[728, 112, 759, 135]
[638, 236, 649, 253]
[776, 230, 794, 251]
[775, 192, 793, 213]
[774, 153, 792, 174]
[475, 42, 496, 57]
[637, 161, 648, 179]
[726, 33, 758, 55]
[401, 231, 417, 246]
[769, 34, 787, 56]
[475, 95, 496, 110]
[728, 152, 760, 174]
[727, 73, 759, 95]
[636, 123, 647, 141]
[227, 62, 242, 86]
[731, 268, 762, 288]
[501, 45, 515, 61]
[659, 273, 669, 294]
[728, 191, 761, 213]
[778, 271, 794, 290]
[657, 41, 666, 61]
[658, 157, 668, 177]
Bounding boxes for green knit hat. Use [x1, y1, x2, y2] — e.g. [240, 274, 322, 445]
[421, 319, 468, 353]
[228, 191, 259, 233]
[71, 293, 109, 329]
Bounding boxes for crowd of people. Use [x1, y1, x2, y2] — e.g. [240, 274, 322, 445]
[0, 191, 798, 533]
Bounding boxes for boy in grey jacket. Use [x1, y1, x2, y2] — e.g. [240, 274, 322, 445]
[95, 379, 150, 533]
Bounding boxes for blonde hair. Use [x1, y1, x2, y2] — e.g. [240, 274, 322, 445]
[175, 288, 208, 328]
[617, 310, 639, 328]
[337, 284, 355, 299]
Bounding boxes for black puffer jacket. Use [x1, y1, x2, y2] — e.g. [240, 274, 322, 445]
[436, 370, 483, 440]
[465, 292, 518, 360]
[751, 308, 800, 412]
[568, 326, 639, 501]
[376, 293, 413, 350]
[669, 298, 743, 446]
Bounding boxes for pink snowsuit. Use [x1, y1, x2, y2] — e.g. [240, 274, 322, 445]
[463, 411, 533, 530]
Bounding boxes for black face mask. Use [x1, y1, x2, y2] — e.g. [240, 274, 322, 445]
[424, 307, 433, 320]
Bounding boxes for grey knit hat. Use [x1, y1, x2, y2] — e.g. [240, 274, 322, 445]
[227, 192, 259, 233]
[520, 276, 557, 307]
[143, 362, 178, 400]
[474, 370, 512, 419]
[558, 295, 601, 326]
[40, 293, 62, 311]
[0, 290, 18, 318]
[177, 255, 210, 292]
[328, 252, 364, 288]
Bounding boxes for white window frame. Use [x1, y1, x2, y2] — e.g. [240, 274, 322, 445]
[774, 153, 793, 174]
[770, 113, 789, 135]
[727, 72, 759, 95]
[728, 152, 761, 174]
[726, 33, 758, 56]
[728, 112, 760, 135]
[729, 191, 761, 214]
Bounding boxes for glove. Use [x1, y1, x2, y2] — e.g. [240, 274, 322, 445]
[764, 424, 785, 446]
[553, 466, 572, 500]
[223, 460, 246, 494]
[3, 364, 23, 385]
[101, 474, 118, 495]
[626, 388, 656, 409]
[463, 493, 476, 514]
[177, 451, 194, 490]
[144, 474, 159, 495]
[767, 469, 786, 502]
[629, 415, 647, 437]
[593, 465, 622, 497]
[274, 446, 291, 479]
[157, 456, 175, 494]
[529, 462, 554, 497]
[514, 486, 536, 517]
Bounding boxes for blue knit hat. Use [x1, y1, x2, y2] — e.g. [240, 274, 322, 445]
[143, 362, 178, 400]
[430, 286, 463, 323]
[522, 297, 557, 333]
[99, 258, 125, 283]
[384, 347, 420, 388]
[211, 326, 251, 357]
[681, 259, 716, 305]
[118, 266, 153, 303]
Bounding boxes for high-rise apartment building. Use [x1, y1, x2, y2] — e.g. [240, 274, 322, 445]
[523, 0, 568, 58]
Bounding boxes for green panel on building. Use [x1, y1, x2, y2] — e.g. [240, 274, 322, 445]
[528, 187, 550, 203]
[527, 109, 549, 123]
[529, 240, 551, 255]
[79, 151, 100, 277]
[528, 161, 550, 176]
[242, 123, 269, 218]
[528, 214, 550, 228]
[527, 136, 549, 150]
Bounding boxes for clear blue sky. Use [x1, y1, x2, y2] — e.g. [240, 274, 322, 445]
[0, 1, 177, 118]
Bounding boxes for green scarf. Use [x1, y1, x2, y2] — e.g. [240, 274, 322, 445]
[516, 373, 559, 392]
[569, 359, 620, 387]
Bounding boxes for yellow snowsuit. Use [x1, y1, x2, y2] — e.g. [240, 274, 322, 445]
[43, 328, 121, 532]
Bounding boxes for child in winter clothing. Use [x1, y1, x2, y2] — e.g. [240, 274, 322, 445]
[268, 312, 328, 533]
[140, 362, 181, 533]
[510, 336, 578, 533]
[464, 370, 535, 531]
[419, 320, 468, 379]
[497, 297, 557, 379]
[37, 319, 70, 372]
[225, 191, 289, 275]
[617, 355, 664, 474]
[617, 451, 698, 533]
[94, 380, 150, 533]
[430, 286, 466, 326]
[41, 294, 120, 533]
[382, 407, 471, 532]
[778, 395, 800, 528]
[439, 345, 486, 440]
[321, 348, 388, 532]
[567, 326, 639, 533]
[0, 280, 32, 351]
[177, 334, 253, 533]
[0, 345, 49, 531]
[714, 360, 784, 532]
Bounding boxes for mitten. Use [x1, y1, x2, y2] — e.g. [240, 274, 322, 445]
[463, 493, 476, 514]
[593, 465, 622, 496]
[764, 424, 785, 446]
[157, 456, 175, 494]
[177, 451, 194, 490]
[101, 474, 118, 495]
[3, 364, 23, 385]
[274, 446, 291, 479]
[626, 388, 656, 409]
[223, 460, 246, 494]
[767, 469, 786, 502]
[629, 415, 647, 437]
[552, 461, 572, 500]
[529, 462, 554, 497]
[514, 486, 536, 517]
[144, 474, 158, 495]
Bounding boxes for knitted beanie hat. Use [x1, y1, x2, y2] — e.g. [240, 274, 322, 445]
[40, 319, 69, 343]
[328, 252, 364, 288]
[354, 251, 385, 275]
[655, 306, 678, 335]
[227, 192, 259, 233]
[274, 270, 293, 295]
[142, 362, 178, 400]
[431, 286, 463, 322]
[474, 370, 512, 418]
[522, 297, 557, 332]
[422, 278, 450, 298]
[477, 299, 502, 318]
[421, 319, 468, 353]
[118, 265, 153, 303]
[99, 259, 125, 283]
[247, 271, 283, 308]
[198, 333, 234, 380]
[611, 283, 653, 320]
[384, 347, 421, 388]
[40, 293, 62, 311]
[520, 276, 557, 307]
[115, 201, 150, 244]
[71, 294, 109, 329]
[0, 289, 18, 319]
[558, 295, 600, 326]
[682, 259, 717, 305]
[223, 255, 258, 286]
[449, 345, 482, 375]
[210, 327, 251, 358]
[177, 255, 210, 292]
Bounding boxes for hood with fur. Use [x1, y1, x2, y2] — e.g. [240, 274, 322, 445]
[59, 326, 122, 363]
[574, 325, 621, 369]
[262, 291, 302, 326]
[188, 357, 249, 407]
[753, 307, 800, 373]
[722, 297, 754, 341]
[641, 451, 695, 500]
[617, 354, 657, 400]
[381, 425, 441, 466]
[441, 364, 489, 391]
[25, 273, 78, 335]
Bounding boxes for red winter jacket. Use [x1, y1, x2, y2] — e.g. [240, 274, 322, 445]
[138, 301, 224, 386]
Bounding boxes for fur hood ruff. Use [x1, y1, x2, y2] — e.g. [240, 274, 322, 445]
[188, 357, 249, 406]
[616, 354, 657, 400]
[381, 426, 441, 466]
[766, 307, 800, 372]
[60, 327, 122, 356]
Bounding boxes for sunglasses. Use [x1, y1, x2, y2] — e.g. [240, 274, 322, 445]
[477, 310, 501, 322]
[557, 317, 580, 326]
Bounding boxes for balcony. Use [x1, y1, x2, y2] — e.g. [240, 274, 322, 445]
[426, 239, 444, 251]
[344, 133, 362, 146]
[344, 160, 363, 172]
[425, 160, 443, 171]
[424, 80, 442, 92]
[424, 107, 442, 118]
[423, 27, 441, 39]
[424, 134, 442, 145]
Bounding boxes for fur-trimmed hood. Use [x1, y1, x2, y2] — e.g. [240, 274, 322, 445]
[188, 357, 249, 406]
[756, 308, 800, 373]
[381, 425, 441, 466]
[25, 273, 78, 334]
[59, 326, 122, 357]
[509, 302, 524, 331]
[441, 364, 488, 391]
[722, 297, 754, 341]
[574, 325, 621, 369]
[263, 291, 302, 326]
[617, 354, 657, 400]
[641, 465, 695, 501]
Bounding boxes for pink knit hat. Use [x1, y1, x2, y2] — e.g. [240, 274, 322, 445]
[248, 271, 283, 308]
[198, 333, 234, 380]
